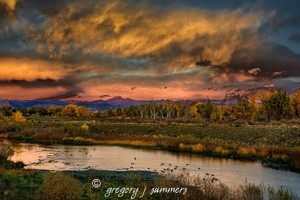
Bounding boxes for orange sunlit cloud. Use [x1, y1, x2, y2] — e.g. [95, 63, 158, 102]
[0, 58, 69, 81]
[0, 86, 68, 100]
[1, 0, 300, 100]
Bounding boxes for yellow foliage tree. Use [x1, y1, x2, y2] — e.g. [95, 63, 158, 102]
[62, 105, 89, 118]
[189, 102, 202, 118]
[10, 111, 26, 122]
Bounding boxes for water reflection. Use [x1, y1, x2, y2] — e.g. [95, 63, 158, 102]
[8, 143, 300, 196]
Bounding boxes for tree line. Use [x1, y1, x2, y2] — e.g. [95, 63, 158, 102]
[1, 89, 300, 121]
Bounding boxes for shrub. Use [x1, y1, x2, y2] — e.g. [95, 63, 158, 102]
[267, 187, 298, 200]
[237, 148, 257, 157]
[178, 143, 206, 152]
[0, 144, 13, 164]
[239, 183, 263, 200]
[10, 111, 26, 123]
[80, 123, 89, 132]
[35, 172, 81, 200]
[0, 173, 42, 200]
[213, 147, 230, 156]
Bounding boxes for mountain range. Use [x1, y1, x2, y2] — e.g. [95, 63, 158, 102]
[0, 96, 161, 110]
[1, 86, 275, 110]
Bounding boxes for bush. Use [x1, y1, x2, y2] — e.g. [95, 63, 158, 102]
[237, 147, 257, 158]
[239, 183, 263, 200]
[80, 123, 89, 133]
[0, 173, 42, 200]
[212, 146, 230, 156]
[35, 172, 81, 200]
[0, 144, 13, 164]
[10, 111, 26, 123]
[267, 187, 298, 200]
[178, 143, 206, 152]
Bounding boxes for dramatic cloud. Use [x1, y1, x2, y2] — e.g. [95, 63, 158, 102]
[0, 0, 17, 10]
[0, 57, 69, 81]
[248, 68, 261, 75]
[30, 0, 262, 69]
[0, 0, 300, 100]
[0, 86, 68, 100]
[289, 33, 300, 43]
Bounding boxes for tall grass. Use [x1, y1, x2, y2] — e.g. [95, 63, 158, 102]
[1, 119, 300, 171]
[0, 167, 298, 200]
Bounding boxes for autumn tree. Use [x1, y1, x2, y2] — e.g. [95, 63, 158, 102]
[76, 106, 89, 118]
[62, 105, 77, 117]
[234, 98, 256, 120]
[196, 101, 216, 120]
[10, 111, 26, 122]
[47, 106, 63, 116]
[149, 103, 159, 119]
[62, 105, 89, 118]
[293, 89, 300, 117]
[249, 93, 260, 111]
[124, 106, 139, 118]
[218, 105, 234, 120]
[260, 91, 295, 120]
[105, 109, 115, 118]
[115, 108, 123, 117]
[138, 105, 149, 119]
[189, 102, 202, 119]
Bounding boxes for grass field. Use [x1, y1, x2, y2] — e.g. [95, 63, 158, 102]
[1, 116, 300, 171]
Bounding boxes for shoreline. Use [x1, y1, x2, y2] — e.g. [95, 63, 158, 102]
[4, 137, 298, 173]
[1, 120, 300, 173]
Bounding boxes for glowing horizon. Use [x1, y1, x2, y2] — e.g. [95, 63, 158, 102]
[1, 0, 300, 101]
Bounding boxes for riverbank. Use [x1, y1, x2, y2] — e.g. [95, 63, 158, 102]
[1, 118, 300, 172]
[0, 167, 298, 200]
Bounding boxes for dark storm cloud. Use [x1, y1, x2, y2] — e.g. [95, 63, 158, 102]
[289, 33, 300, 43]
[223, 43, 300, 78]
[39, 88, 83, 100]
[1, 0, 300, 100]
[0, 78, 75, 88]
[0, 0, 18, 18]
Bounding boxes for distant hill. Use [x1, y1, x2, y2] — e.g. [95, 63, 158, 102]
[0, 96, 147, 111]
[0, 86, 281, 110]
[0, 100, 68, 109]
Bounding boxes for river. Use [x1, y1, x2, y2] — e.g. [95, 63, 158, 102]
[8, 142, 300, 196]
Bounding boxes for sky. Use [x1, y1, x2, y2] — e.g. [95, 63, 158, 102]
[0, 0, 300, 101]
